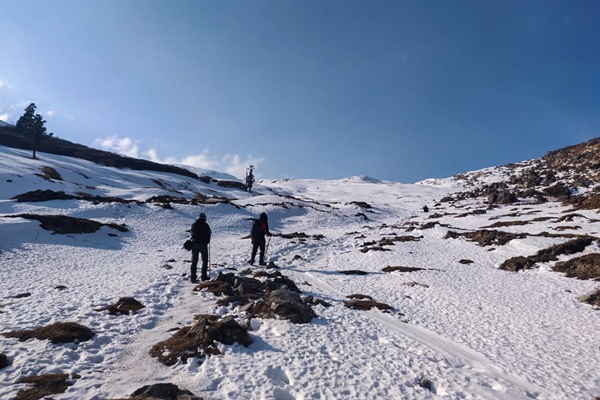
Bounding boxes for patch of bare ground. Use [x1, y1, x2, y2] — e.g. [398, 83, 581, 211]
[339, 270, 369, 275]
[483, 220, 531, 228]
[382, 266, 427, 272]
[344, 298, 393, 311]
[566, 193, 600, 211]
[445, 229, 527, 246]
[7, 213, 128, 234]
[553, 225, 581, 231]
[553, 254, 600, 280]
[278, 232, 325, 240]
[577, 288, 600, 307]
[360, 235, 422, 252]
[3, 322, 94, 343]
[533, 237, 595, 262]
[14, 373, 72, 400]
[499, 237, 596, 272]
[35, 166, 63, 181]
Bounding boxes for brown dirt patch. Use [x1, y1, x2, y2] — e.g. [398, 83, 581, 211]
[3, 321, 94, 343]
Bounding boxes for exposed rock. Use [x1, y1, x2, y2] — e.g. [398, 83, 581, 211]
[347, 294, 373, 300]
[149, 315, 251, 366]
[553, 254, 600, 280]
[3, 321, 94, 343]
[458, 259, 474, 264]
[488, 190, 517, 205]
[216, 179, 247, 190]
[265, 289, 317, 323]
[302, 295, 332, 308]
[104, 297, 146, 315]
[0, 352, 9, 369]
[129, 383, 203, 400]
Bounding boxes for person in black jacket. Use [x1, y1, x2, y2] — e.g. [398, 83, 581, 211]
[249, 212, 272, 266]
[190, 212, 211, 282]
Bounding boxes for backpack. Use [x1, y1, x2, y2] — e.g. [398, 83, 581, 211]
[250, 219, 263, 237]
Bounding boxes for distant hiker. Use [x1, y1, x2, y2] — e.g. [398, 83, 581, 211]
[249, 212, 272, 266]
[190, 212, 211, 282]
[245, 165, 255, 193]
[423, 205, 429, 212]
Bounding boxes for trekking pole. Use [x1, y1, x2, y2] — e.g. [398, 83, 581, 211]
[208, 243, 211, 272]
[265, 236, 271, 260]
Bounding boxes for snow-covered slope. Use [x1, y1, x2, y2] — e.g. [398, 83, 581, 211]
[0, 143, 599, 400]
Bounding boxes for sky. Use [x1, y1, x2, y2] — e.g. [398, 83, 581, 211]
[0, 0, 599, 182]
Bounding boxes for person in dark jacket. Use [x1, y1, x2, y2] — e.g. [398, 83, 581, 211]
[249, 212, 271, 266]
[190, 212, 211, 282]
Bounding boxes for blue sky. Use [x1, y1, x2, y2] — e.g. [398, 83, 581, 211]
[1, 1, 598, 182]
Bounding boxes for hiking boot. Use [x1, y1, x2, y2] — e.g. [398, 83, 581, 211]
[248, 260, 254, 265]
[201, 275, 209, 281]
[259, 261, 266, 266]
[190, 279, 198, 284]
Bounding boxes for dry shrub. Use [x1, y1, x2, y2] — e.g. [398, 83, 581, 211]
[15, 373, 71, 400]
[553, 254, 600, 280]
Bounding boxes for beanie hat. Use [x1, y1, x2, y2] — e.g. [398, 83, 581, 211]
[199, 213, 206, 220]
[259, 212, 268, 220]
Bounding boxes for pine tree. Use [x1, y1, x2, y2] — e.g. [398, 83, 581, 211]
[245, 165, 255, 192]
[15, 103, 53, 159]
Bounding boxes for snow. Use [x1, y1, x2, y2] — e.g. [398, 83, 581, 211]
[1, 144, 599, 400]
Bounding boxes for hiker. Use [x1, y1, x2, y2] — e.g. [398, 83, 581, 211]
[190, 212, 211, 282]
[249, 212, 272, 266]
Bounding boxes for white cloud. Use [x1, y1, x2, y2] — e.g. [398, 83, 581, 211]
[94, 136, 140, 158]
[222, 154, 264, 179]
[0, 78, 14, 90]
[0, 113, 9, 122]
[93, 136, 263, 179]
